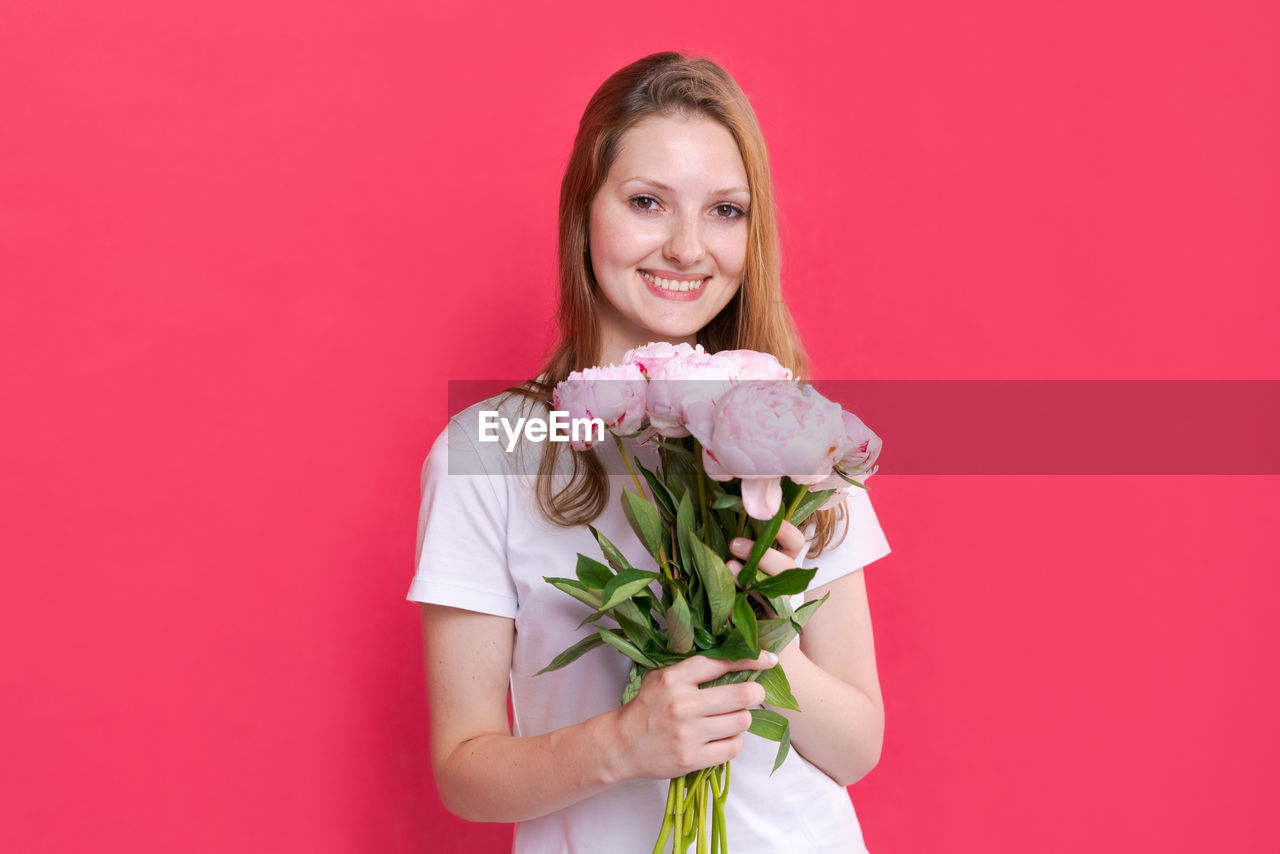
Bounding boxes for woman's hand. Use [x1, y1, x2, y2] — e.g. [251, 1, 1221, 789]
[609, 652, 776, 782]
[727, 518, 805, 577]
[726, 519, 806, 616]
[723, 518, 887, 787]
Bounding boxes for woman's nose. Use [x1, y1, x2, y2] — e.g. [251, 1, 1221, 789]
[663, 214, 705, 266]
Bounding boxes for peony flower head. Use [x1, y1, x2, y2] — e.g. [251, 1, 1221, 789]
[834, 410, 882, 482]
[552, 362, 648, 450]
[621, 341, 706, 378]
[707, 349, 794, 382]
[645, 352, 736, 438]
[812, 411, 883, 510]
[695, 381, 846, 520]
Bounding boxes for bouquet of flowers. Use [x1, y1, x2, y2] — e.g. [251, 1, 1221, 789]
[538, 342, 881, 854]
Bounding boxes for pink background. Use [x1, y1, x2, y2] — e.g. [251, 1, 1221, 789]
[3, 1, 1277, 852]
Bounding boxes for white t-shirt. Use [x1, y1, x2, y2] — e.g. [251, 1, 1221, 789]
[408, 392, 892, 853]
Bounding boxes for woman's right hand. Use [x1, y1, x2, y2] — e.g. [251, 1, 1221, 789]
[609, 651, 776, 782]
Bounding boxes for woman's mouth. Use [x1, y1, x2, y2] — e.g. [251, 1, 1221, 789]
[639, 270, 709, 300]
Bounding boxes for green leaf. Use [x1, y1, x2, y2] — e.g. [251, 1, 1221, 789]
[698, 669, 755, 689]
[748, 708, 792, 772]
[693, 626, 716, 650]
[793, 592, 830, 632]
[600, 568, 661, 611]
[620, 489, 664, 562]
[665, 591, 695, 654]
[597, 628, 659, 668]
[655, 437, 697, 460]
[576, 609, 606, 629]
[536, 632, 605, 675]
[612, 598, 658, 649]
[748, 707, 788, 740]
[732, 595, 759, 655]
[703, 502, 729, 557]
[752, 567, 819, 597]
[710, 493, 743, 511]
[773, 732, 792, 772]
[699, 627, 754, 661]
[575, 553, 613, 589]
[700, 640, 759, 661]
[675, 491, 697, 575]
[544, 576, 603, 610]
[772, 732, 791, 772]
[692, 540, 735, 634]
[637, 461, 677, 519]
[788, 488, 836, 526]
[587, 525, 634, 573]
[757, 663, 800, 711]
[738, 504, 786, 588]
[767, 593, 796, 621]
[756, 618, 796, 653]
[664, 451, 699, 511]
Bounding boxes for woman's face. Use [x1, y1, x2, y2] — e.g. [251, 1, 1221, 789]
[588, 113, 750, 364]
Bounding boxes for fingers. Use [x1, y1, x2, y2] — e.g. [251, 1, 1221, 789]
[671, 651, 776, 685]
[698, 733, 746, 769]
[728, 520, 807, 578]
[699, 708, 755, 743]
[774, 520, 805, 558]
[698, 681, 767, 716]
[729, 537, 796, 577]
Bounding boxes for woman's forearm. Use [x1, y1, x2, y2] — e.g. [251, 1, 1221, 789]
[776, 641, 885, 787]
[435, 709, 626, 823]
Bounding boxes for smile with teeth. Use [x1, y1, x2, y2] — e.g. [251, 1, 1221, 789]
[640, 270, 708, 292]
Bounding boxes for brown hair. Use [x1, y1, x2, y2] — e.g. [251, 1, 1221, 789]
[506, 51, 845, 556]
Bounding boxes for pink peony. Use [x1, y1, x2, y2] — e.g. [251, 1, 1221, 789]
[834, 410, 882, 481]
[552, 362, 648, 450]
[694, 381, 846, 520]
[621, 341, 706, 378]
[814, 411, 883, 510]
[645, 352, 736, 439]
[707, 349, 794, 381]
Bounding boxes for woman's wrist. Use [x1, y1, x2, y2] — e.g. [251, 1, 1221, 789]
[579, 706, 633, 788]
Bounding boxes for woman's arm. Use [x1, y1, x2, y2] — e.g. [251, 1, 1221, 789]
[778, 570, 885, 786]
[727, 522, 885, 787]
[420, 602, 776, 823]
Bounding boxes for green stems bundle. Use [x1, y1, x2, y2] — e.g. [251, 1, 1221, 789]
[539, 434, 840, 853]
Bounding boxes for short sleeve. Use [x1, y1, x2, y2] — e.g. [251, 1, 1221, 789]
[796, 487, 891, 592]
[407, 417, 518, 618]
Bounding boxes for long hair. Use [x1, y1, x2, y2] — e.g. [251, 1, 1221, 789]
[506, 51, 845, 556]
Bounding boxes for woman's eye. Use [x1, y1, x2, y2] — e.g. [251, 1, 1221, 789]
[715, 204, 746, 219]
[630, 196, 659, 212]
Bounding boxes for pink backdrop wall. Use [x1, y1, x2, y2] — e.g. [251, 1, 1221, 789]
[3, 1, 1276, 851]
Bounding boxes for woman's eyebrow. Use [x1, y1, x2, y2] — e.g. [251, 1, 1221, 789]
[621, 177, 750, 197]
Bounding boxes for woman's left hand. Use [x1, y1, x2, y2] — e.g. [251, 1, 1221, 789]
[726, 518, 805, 580]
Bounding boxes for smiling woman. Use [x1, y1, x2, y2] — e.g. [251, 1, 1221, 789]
[588, 114, 750, 364]
[409, 51, 892, 853]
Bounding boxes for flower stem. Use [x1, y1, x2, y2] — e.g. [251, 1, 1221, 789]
[617, 433, 674, 580]
[673, 773, 686, 852]
[784, 483, 810, 522]
[653, 778, 677, 854]
[615, 434, 648, 498]
[695, 780, 708, 854]
[692, 439, 710, 533]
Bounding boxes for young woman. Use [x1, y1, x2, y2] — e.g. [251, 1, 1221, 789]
[410, 52, 892, 853]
